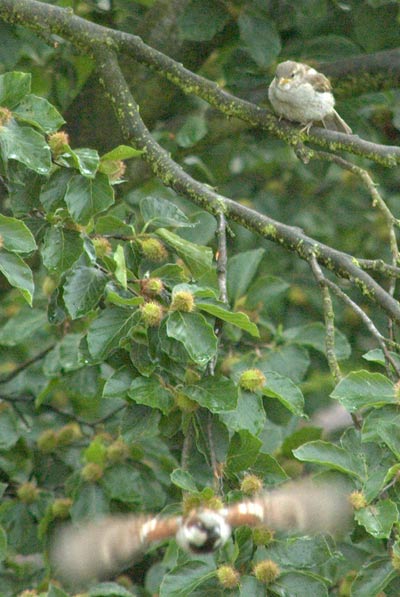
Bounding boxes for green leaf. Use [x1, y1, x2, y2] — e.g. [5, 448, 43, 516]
[0, 308, 46, 346]
[227, 249, 265, 303]
[160, 560, 216, 596]
[0, 214, 36, 253]
[156, 228, 213, 278]
[331, 370, 395, 412]
[41, 226, 83, 274]
[219, 391, 266, 435]
[127, 377, 173, 414]
[141, 197, 193, 228]
[166, 311, 217, 365]
[47, 584, 69, 597]
[351, 558, 397, 597]
[103, 366, 135, 399]
[197, 303, 259, 337]
[176, 115, 208, 148]
[89, 582, 136, 597]
[0, 250, 34, 304]
[70, 483, 109, 523]
[262, 371, 305, 416]
[179, 0, 229, 41]
[0, 119, 51, 174]
[87, 307, 138, 360]
[293, 440, 364, 479]
[186, 377, 238, 413]
[375, 420, 400, 459]
[0, 408, 18, 450]
[102, 464, 141, 503]
[251, 452, 289, 485]
[40, 168, 73, 213]
[101, 145, 143, 161]
[72, 147, 100, 177]
[170, 468, 198, 493]
[14, 94, 65, 133]
[227, 430, 262, 473]
[106, 289, 143, 308]
[281, 427, 323, 458]
[283, 322, 351, 361]
[0, 71, 31, 108]
[84, 436, 107, 466]
[238, 12, 281, 67]
[63, 266, 108, 319]
[113, 245, 127, 289]
[355, 500, 398, 538]
[267, 535, 334, 569]
[65, 172, 114, 225]
[274, 571, 328, 597]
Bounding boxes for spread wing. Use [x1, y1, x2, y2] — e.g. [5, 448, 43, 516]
[50, 480, 351, 586]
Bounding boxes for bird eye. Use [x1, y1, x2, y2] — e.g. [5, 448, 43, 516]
[290, 72, 296, 78]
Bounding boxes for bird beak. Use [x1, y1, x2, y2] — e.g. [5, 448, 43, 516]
[278, 77, 291, 86]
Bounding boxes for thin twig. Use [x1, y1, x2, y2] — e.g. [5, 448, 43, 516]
[309, 254, 342, 384]
[0, 345, 55, 385]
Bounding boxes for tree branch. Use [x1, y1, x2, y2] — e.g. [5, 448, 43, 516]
[1, 0, 400, 166]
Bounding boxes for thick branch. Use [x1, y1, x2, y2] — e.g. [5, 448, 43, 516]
[92, 48, 400, 323]
[1, 0, 400, 166]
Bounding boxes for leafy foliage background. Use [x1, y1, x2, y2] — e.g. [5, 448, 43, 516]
[0, 0, 399, 596]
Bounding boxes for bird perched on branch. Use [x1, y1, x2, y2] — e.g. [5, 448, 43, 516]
[50, 479, 351, 586]
[268, 60, 352, 134]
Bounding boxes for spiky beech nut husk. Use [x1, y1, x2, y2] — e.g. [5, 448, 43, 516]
[48, 131, 70, 156]
[140, 301, 163, 327]
[349, 491, 367, 510]
[106, 439, 130, 463]
[51, 497, 73, 519]
[170, 290, 195, 313]
[80, 462, 104, 482]
[174, 392, 198, 413]
[182, 494, 223, 516]
[37, 429, 58, 453]
[216, 565, 240, 589]
[57, 422, 83, 446]
[253, 559, 280, 584]
[239, 368, 266, 391]
[139, 237, 168, 262]
[0, 107, 12, 127]
[140, 277, 164, 297]
[240, 474, 263, 495]
[17, 482, 40, 504]
[252, 526, 275, 546]
[92, 236, 112, 258]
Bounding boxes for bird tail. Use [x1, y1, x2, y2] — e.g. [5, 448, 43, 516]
[323, 109, 352, 134]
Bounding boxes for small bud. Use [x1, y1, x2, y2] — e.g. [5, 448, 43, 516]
[170, 290, 195, 313]
[140, 301, 164, 327]
[51, 497, 73, 519]
[391, 543, 400, 571]
[253, 559, 280, 584]
[174, 392, 198, 413]
[394, 380, 400, 402]
[140, 277, 164, 297]
[139, 238, 168, 262]
[239, 368, 266, 391]
[252, 526, 275, 546]
[338, 570, 357, 596]
[0, 107, 12, 127]
[42, 276, 58, 297]
[48, 131, 70, 157]
[349, 491, 367, 510]
[81, 462, 104, 482]
[57, 423, 83, 446]
[92, 236, 112, 258]
[216, 565, 240, 589]
[17, 482, 39, 504]
[37, 429, 58, 453]
[106, 439, 130, 463]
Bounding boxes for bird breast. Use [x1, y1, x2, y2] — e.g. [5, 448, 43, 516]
[269, 81, 335, 123]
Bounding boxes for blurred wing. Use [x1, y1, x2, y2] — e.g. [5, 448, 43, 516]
[226, 480, 351, 536]
[51, 514, 179, 585]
